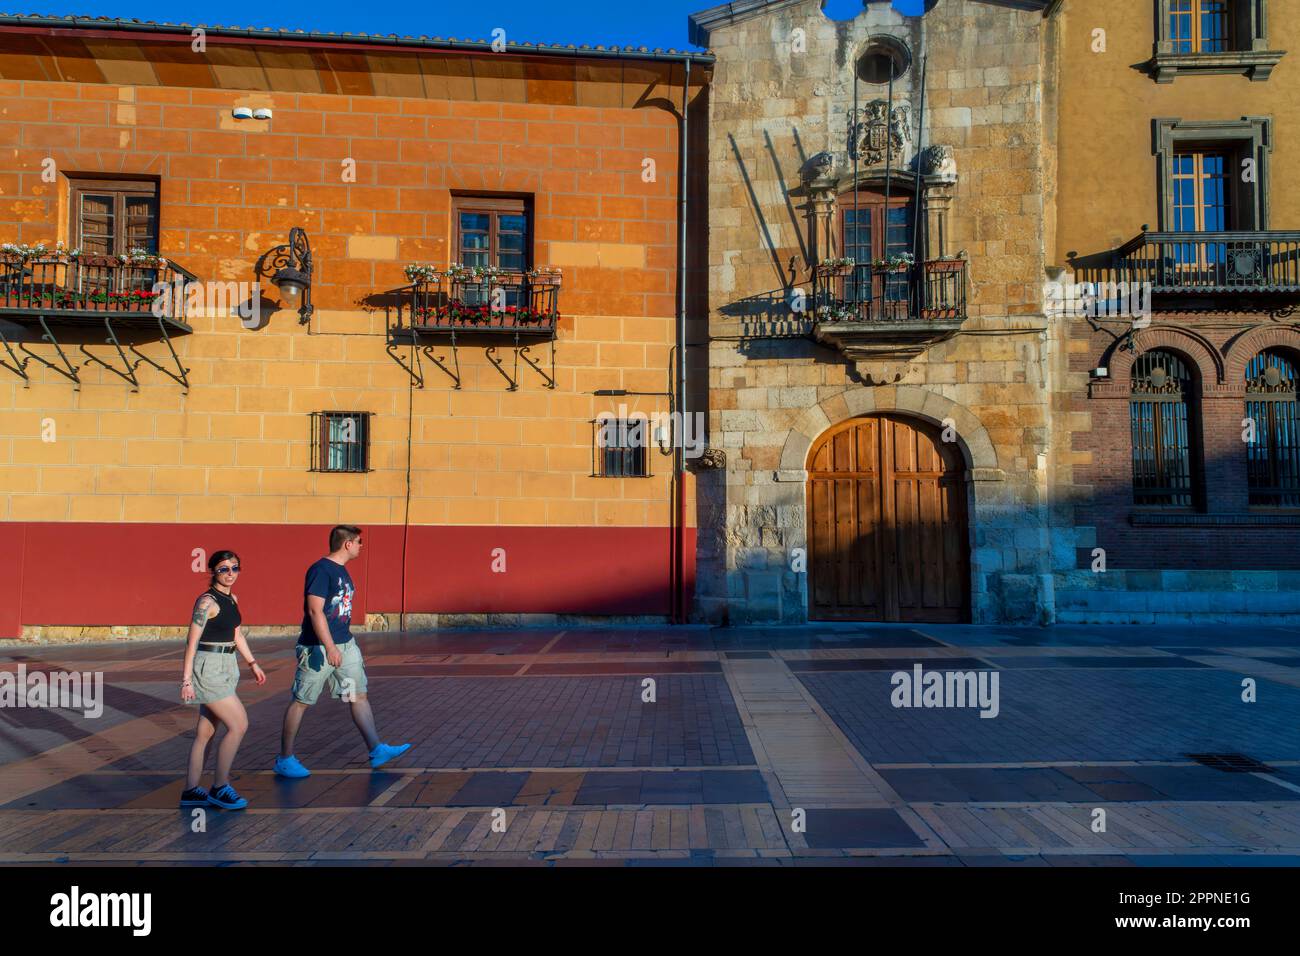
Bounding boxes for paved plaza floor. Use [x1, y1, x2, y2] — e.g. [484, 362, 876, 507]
[2, 622, 1300, 866]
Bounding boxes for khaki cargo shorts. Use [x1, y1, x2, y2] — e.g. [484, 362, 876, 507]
[189, 649, 239, 705]
[291, 640, 367, 705]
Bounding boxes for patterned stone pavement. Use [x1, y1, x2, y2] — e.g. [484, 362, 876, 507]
[2, 622, 1300, 866]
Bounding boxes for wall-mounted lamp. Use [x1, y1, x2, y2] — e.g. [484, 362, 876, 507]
[232, 106, 254, 120]
[252, 108, 273, 120]
[263, 227, 314, 324]
[1090, 367, 1109, 379]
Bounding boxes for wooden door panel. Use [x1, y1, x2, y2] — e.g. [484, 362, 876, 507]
[810, 478, 834, 608]
[941, 478, 966, 608]
[808, 414, 969, 623]
[834, 477, 855, 606]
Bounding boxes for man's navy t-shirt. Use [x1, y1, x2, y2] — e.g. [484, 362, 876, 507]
[298, 557, 355, 647]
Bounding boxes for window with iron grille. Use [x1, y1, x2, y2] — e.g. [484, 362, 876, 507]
[593, 417, 651, 478]
[1246, 348, 1300, 507]
[310, 412, 372, 473]
[1130, 350, 1201, 508]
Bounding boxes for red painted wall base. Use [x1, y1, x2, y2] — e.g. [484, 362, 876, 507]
[0, 523, 696, 637]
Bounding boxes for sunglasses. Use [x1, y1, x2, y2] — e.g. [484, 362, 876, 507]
[215, 565, 241, 574]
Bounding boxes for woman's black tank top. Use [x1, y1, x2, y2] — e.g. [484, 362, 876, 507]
[203, 587, 242, 643]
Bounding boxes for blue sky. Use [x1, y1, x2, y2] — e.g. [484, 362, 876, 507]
[29, 0, 927, 51]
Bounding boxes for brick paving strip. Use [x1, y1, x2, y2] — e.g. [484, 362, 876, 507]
[4, 628, 1300, 864]
[0, 658, 295, 806]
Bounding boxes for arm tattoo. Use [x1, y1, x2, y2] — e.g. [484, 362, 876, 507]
[191, 595, 214, 629]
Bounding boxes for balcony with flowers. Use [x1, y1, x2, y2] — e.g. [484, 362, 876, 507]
[0, 241, 200, 388]
[810, 253, 968, 368]
[0, 242, 198, 318]
[384, 262, 563, 389]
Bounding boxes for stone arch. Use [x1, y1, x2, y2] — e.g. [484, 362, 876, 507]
[1223, 324, 1300, 383]
[779, 385, 999, 475]
[1105, 325, 1225, 386]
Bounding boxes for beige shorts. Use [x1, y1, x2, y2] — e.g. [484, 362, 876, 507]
[291, 640, 368, 705]
[188, 649, 239, 705]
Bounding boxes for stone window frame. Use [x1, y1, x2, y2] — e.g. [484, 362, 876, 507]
[1150, 0, 1285, 82]
[1153, 116, 1272, 232]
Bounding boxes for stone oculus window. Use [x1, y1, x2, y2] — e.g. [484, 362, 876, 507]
[1154, 117, 1271, 231]
[1152, 0, 1285, 82]
[855, 35, 911, 85]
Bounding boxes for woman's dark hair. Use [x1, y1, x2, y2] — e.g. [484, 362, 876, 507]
[208, 550, 241, 586]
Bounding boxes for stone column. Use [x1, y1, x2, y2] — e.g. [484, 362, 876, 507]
[806, 181, 838, 264]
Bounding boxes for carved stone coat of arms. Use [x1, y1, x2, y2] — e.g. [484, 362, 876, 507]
[848, 100, 912, 167]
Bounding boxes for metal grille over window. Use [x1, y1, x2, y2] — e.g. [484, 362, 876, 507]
[1246, 348, 1300, 507]
[592, 417, 651, 478]
[1130, 350, 1198, 507]
[310, 411, 371, 473]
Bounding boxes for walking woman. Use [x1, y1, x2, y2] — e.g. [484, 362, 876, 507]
[179, 550, 265, 810]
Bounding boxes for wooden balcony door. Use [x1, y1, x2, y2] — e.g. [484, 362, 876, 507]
[1170, 149, 1233, 283]
[839, 189, 913, 318]
[808, 414, 969, 622]
[69, 178, 159, 296]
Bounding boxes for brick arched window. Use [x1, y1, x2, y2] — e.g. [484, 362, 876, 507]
[1130, 349, 1201, 508]
[1245, 348, 1300, 507]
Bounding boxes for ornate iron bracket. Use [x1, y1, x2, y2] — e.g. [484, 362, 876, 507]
[127, 315, 191, 392]
[427, 332, 461, 389]
[0, 321, 30, 384]
[519, 339, 557, 389]
[18, 315, 81, 388]
[79, 315, 140, 390]
[386, 338, 424, 389]
[485, 341, 520, 390]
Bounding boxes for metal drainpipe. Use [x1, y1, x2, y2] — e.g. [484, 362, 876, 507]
[674, 58, 691, 625]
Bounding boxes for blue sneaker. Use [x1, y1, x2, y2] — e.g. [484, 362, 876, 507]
[369, 742, 411, 770]
[179, 786, 209, 808]
[274, 754, 311, 778]
[207, 784, 248, 810]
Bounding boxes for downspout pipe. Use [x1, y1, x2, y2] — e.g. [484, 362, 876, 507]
[674, 58, 691, 625]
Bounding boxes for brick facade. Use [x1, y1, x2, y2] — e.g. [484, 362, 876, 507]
[1052, 0, 1300, 623]
[0, 26, 710, 638]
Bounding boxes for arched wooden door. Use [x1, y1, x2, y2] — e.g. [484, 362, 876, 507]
[807, 414, 970, 622]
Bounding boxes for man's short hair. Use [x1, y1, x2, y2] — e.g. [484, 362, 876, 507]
[330, 525, 362, 552]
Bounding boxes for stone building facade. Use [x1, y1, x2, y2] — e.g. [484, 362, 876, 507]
[689, 0, 1062, 624]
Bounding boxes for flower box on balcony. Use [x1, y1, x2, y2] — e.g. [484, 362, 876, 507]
[817, 258, 855, 278]
[927, 258, 966, 273]
[527, 269, 563, 287]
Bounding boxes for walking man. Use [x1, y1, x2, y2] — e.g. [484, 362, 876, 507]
[274, 525, 410, 777]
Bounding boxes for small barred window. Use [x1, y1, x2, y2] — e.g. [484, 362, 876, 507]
[310, 411, 372, 473]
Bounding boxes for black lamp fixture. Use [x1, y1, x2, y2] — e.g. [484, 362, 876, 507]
[266, 227, 313, 323]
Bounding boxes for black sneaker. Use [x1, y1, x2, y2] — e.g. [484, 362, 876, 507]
[179, 786, 209, 807]
[207, 784, 249, 810]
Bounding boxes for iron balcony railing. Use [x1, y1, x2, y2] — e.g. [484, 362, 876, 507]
[0, 254, 199, 320]
[812, 259, 967, 324]
[392, 271, 560, 334]
[1089, 231, 1300, 294]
